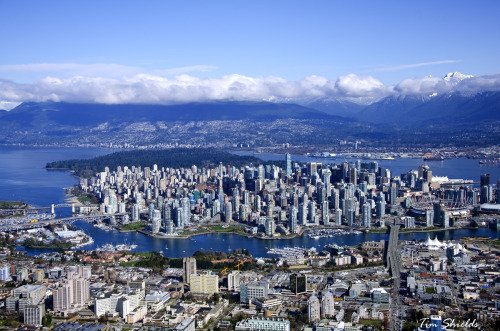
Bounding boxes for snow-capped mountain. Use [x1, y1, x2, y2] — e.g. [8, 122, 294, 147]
[443, 72, 474, 82]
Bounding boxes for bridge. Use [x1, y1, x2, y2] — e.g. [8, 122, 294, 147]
[0, 213, 128, 233]
[0, 203, 76, 217]
[386, 222, 402, 331]
[386, 223, 401, 278]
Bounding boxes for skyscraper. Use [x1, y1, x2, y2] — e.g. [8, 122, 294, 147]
[183, 257, 197, 283]
[349, 167, 357, 186]
[426, 209, 434, 227]
[480, 173, 490, 187]
[330, 188, 339, 209]
[321, 201, 329, 225]
[53, 283, 72, 312]
[285, 153, 292, 177]
[151, 209, 161, 234]
[347, 209, 355, 226]
[389, 185, 397, 205]
[265, 217, 275, 237]
[308, 295, 321, 323]
[298, 202, 307, 225]
[308, 201, 317, 225]
[289, 274, 307, 294]
[376, 199, 385, 219]
[289, 206, 298, 233]
[362, 203, 371, 228]
[224, 201, 232, 222]
[334, 209, 342, 225]
[227, 271, 240, 291]
[321, 292, 335, 318]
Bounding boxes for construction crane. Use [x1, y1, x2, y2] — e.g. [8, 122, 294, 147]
[219, 267, 229, 276]
[235, 259, 251, 271]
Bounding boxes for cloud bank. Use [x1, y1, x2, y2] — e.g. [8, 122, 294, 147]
[1, 68, 500, 106]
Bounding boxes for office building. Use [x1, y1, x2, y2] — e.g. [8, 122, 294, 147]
[235, 317, 290, 331]
[370, 288, 389, 303]
[190, 271, 219, 295]
[227, 271, 240, 292]
[349, 168, 357, 186]
[23, 304, 45, 326]
[6, 285, 46, 312]
[240, 281, 269, 304]
[389, 185, 397, 205]
[183, 257, 197, 283]
[480, 173, 490, 187]
[53, 283, 72, 312]
[289, 274, 307, 294]
[174, 318, 196, 331]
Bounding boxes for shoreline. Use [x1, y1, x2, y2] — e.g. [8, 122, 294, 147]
[115, 226, 306, 240]
[63, 188, 85, 207]
[115, 224, 488, 241]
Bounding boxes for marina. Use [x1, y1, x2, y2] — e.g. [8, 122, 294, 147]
[96, 243, 138, 252]
[307, 228, 363, 239]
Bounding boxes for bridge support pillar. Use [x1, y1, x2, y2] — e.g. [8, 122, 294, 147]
[72, 203, 75, 214]
[51, 204, 55, 215]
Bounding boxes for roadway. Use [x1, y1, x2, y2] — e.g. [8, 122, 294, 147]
[0, 213, 127, 232]
[387, 223, 402, 331]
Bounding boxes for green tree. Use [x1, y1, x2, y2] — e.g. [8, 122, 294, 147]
[42, 314, 52, 327]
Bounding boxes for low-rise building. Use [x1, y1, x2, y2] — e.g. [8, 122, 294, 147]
[235, 317, 290, 331]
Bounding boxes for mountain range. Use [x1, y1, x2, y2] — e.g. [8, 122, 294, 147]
[0, 81, 499, 148]
[301, 91, 500, 125]
[0, 101, 336, 128]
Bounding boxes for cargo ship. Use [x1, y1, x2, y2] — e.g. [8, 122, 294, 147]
[479, 159, 498, 165]
[422, 153, 444, 162]
[423, 156, 444, 161]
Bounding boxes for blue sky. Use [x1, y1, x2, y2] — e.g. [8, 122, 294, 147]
[0, 0, 499, 106]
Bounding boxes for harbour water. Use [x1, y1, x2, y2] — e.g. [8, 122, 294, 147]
[1, 146, 499, 258]
[233, 151, 500, 187]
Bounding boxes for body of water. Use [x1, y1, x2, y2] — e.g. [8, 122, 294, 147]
[234, 151, 500, 186]
[1, 147, 499, 258]
[0, 146, 112, 207]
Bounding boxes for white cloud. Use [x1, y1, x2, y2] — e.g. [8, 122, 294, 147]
[335, 74, 391, 97]
[394, 76, 447, 95]
[0, 101, 21, 111]
[0, 63, 219, 81]
[454, 74, 500, 93]
[0, 70, 499, 106]
[0, 63, 143, 78]
[393, 73, 500, 96]
[371, 60, 461, 72]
